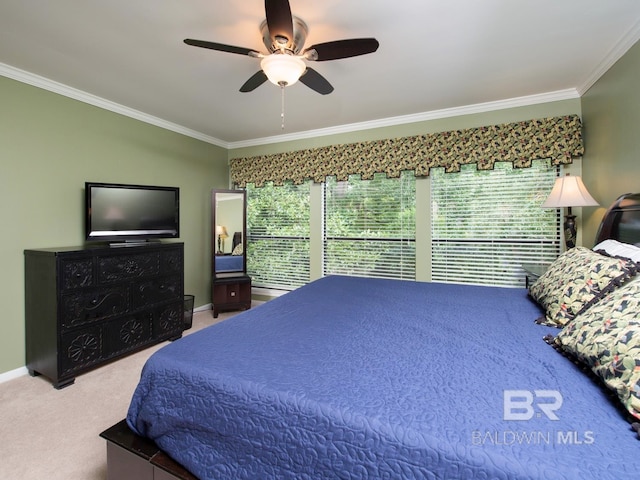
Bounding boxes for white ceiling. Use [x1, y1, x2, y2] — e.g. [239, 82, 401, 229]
[2, 1, 640, 148]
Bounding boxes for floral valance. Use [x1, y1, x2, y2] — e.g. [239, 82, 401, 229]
[230, 115, 584, 187]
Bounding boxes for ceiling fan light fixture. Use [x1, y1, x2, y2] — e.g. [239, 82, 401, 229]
[184, 2, 378, 95]
[260, 54, 306, 87]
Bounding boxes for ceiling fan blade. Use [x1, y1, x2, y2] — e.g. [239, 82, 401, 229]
[304, 38, 379, 61]
[184, 39, 260, 57]
[264, 0, 294, 47]
[299, 67, 334, 95]
[239, 71, 268, 92]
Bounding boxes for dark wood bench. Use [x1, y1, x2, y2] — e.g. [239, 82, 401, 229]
[100, 420, 197, 480]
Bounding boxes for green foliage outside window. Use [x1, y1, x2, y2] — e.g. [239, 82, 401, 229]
[246, 161, 559, 290]
[324, 172, 416, 280]
[431, 160, 560, 286]
[246, 182, 311, 289]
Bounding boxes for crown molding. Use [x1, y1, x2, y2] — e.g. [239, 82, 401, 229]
[577, 19, 640, 96]
[0, 63, 228, 148]
[228, 89, 580, 149]
[6, 41, 631, 151]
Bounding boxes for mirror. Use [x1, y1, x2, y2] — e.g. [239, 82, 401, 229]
[212, 189, 246, 277]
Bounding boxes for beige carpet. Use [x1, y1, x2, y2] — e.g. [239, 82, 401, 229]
[0, 307, 250, 480]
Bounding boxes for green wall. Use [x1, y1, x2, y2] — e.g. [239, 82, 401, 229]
[581, 40, 640, 245]
[0, 76, 229, 375]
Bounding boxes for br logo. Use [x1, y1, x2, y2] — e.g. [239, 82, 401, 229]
[503, 390, 563, 421]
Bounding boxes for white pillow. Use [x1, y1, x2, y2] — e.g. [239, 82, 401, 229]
[593, 239, 640, 262]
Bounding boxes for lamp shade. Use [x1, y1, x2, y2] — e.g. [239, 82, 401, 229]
[260, 54, 306, 87]
[216, 225, 228, 238]
[542, 175, 599, 208]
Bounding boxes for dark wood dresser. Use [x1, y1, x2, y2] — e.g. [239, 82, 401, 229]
[24, 242, 184, 388]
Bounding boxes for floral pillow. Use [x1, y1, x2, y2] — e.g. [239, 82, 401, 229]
[554, 278, 640, 421]
[232, 243, 243, 256]
[529, 246, 638, 327]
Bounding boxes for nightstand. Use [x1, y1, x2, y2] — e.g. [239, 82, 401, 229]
[212, 274, 252, 318]
[522, 263, 550, 288]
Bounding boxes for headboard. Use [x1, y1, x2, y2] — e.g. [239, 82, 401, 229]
[232, 231, 242, 251]
[595, 193, 640, 245]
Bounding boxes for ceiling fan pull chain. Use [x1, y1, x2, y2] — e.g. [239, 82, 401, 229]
[280, 83, 286, 130]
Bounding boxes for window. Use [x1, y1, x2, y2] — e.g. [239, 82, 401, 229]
[324, 172, 416, 280]
[430, 160, 560, 287]
[246, 181, 311, 290]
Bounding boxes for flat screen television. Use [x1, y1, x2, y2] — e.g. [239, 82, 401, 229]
[85, 182, 180, 243]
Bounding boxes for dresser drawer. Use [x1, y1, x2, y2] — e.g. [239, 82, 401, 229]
[214, 282, 242, 303]
[60, 326, 103, 375]
[132, 275, 182, 309]
[162, 248, 183, 274]
[60, 258, 94, 290]
[97, 252, 161, 284]
[103, 313, 154, 357]
[60, 286, 129, 330]
[154, 302, 183, 338]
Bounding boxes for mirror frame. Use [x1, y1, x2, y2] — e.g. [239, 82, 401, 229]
[211, 189, 247, 278]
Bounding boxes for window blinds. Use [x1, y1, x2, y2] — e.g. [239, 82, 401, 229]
[430, 160, 560, 287]
[324, 172, 416, 280]
[246, 181, 311, 290]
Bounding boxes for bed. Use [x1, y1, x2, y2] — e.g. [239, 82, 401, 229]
[111, 194, 640, 480]
[214, 254, 243, 273]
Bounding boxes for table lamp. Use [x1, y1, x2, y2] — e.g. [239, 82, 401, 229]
[542, 174, 598, 249]
[216, 225, 228, 254]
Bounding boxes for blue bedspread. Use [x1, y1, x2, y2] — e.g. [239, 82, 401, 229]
[127, 276, 640, 479]
[214, 254, 243, 272]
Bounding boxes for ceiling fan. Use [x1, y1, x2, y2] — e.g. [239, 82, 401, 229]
[184, 0, 379, 95]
